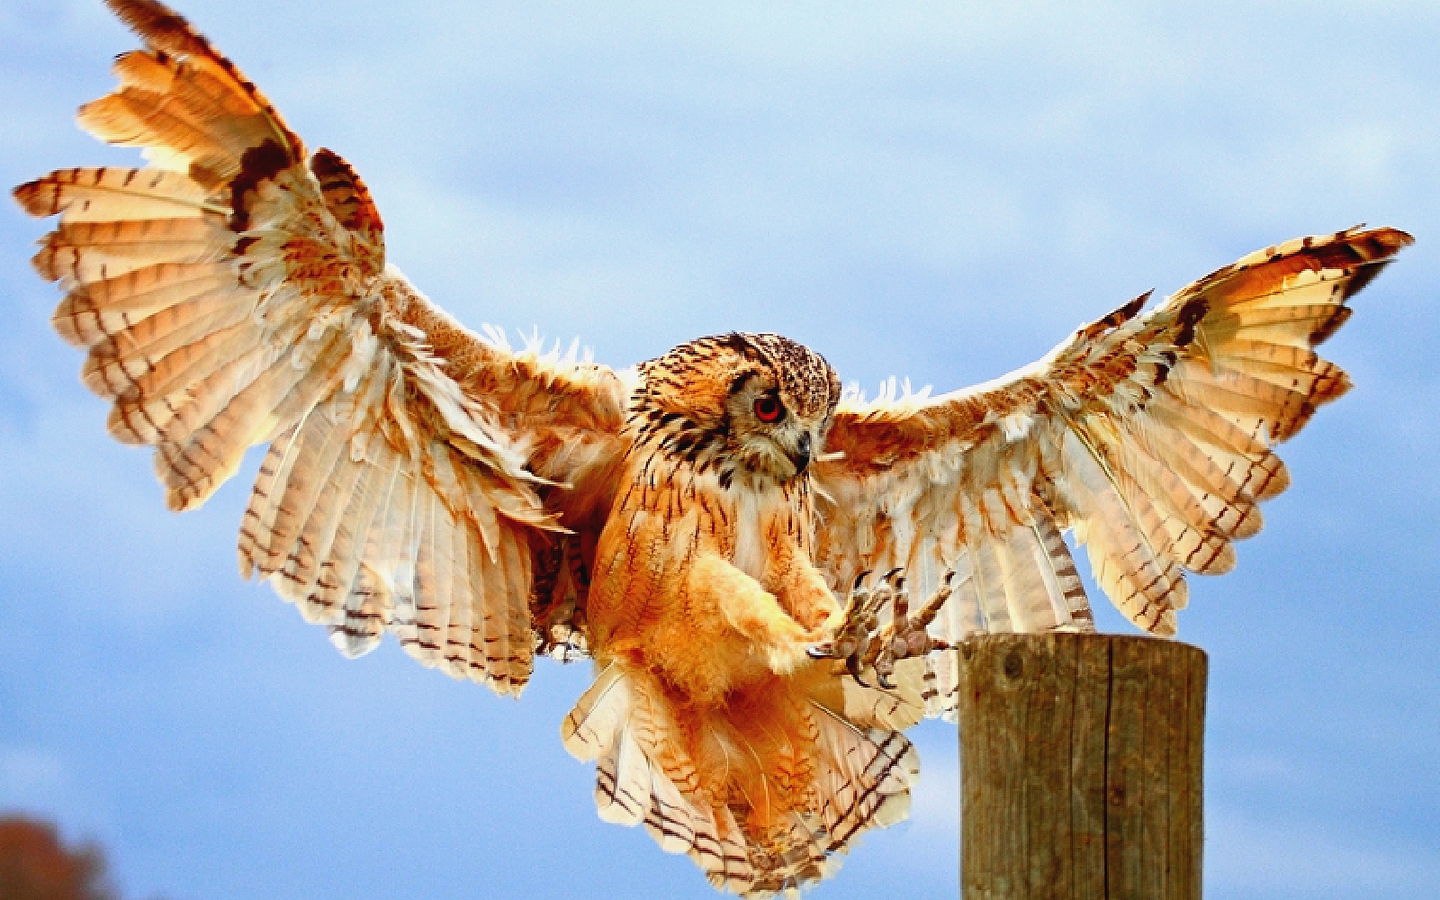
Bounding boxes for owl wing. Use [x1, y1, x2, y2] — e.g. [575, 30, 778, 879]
[812, 226, 1410, 716]
[14, 0, 631, 695]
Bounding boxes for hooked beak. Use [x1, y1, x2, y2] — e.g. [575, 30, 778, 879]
[790, 431, 812, 475]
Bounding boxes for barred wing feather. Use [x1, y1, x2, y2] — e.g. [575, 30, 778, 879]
[814, 226, 1411, 717]
[14, 0, 629, 695]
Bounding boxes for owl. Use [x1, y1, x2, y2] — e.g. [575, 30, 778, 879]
[14, 1, 1411, 897]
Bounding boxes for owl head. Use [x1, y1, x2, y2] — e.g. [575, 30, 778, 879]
[633, 332, 842, 486]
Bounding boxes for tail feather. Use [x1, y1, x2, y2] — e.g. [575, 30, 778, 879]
[564, 665, 920, 897]
[811, 704, 918, 843]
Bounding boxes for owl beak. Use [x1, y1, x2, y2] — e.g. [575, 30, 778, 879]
[790, 432, 812, 475]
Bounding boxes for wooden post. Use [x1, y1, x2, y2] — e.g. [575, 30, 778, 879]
[958, 633, 1206, 900]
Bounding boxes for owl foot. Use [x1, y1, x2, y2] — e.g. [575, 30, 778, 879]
[863, 569, 955, 689]
[806, 569, 895, 685]
[806, 569, 953, 688]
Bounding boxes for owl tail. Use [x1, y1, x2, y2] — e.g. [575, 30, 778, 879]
[561, 662, 923, 898]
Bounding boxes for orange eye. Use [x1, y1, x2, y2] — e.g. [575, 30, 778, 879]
[753, 396, 784, 423]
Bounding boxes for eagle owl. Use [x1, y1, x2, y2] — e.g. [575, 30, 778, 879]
[14, 1, 1411, 896]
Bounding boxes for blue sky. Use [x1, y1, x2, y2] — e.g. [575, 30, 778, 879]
[2, 1, 1438, 898]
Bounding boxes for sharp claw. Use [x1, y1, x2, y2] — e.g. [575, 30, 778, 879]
[807, 643, 833, 660]
[833, 565, 957, 689]
[846, 653, 868, 687]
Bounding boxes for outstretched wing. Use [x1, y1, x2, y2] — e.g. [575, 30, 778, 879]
[813, 227, 1410, 715]
[14, 0, 630, 695]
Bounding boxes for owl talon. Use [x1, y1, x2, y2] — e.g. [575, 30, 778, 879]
[860, 568, 957, 680]
[824, 568, 957, 688]
[806, 640, 841, 660]
[816, 567, 953, 686]
[815, 568, 905, 686]
[846, 653, 870, 687]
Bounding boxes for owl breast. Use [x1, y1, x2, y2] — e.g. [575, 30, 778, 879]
[730, 484, 779, 582]
[585, 458, 826, 704]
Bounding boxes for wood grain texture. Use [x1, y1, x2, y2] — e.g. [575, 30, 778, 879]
[959, 633, 1206, 900]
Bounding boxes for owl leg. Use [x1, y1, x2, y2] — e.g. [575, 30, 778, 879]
[689, 554, 818, 675]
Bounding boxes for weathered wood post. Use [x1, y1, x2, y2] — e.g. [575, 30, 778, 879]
[958, 633, 1206, 900]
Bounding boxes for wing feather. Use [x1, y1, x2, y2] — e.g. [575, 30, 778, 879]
[394, 486, 435, 657]
[817, 226, 1411, 717]
[16, 0, 633, 695]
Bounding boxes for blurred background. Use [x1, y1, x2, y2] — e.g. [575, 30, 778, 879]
[0, 816, 115, 900]
[1, 1, 1437, 898]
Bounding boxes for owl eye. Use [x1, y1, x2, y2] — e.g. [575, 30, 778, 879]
[753, 396, 785, 423]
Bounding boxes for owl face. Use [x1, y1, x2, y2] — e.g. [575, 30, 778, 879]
[633, 333, 842, 486]
[725, 365, 820, 480]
